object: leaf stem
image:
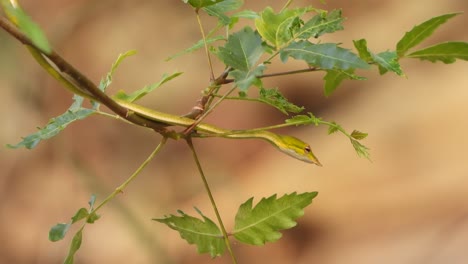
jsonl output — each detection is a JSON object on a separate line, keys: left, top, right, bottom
{"left": 92, "top": 138, "right": 168, "bottom": 213}
{"left": 185, "top": 138, "right": 238, "bottom": 264}
{"left": 196, "top": 10, "right": 215, "bottom": 81}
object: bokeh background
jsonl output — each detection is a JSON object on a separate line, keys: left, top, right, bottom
{"left": 1, "top": 1, "right": 468, "bottom": 263}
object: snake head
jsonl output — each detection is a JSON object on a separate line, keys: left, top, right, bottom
{"left": 278, "top": 135, "right": 322, "bottom": 166}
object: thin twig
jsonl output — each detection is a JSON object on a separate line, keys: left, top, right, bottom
{"left": 185, "top": 137, "right": 238, "bottom": 264}
{"left": 224, "top": 67, "right": 319, "bottom": 84}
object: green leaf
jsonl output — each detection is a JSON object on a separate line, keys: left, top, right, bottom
{"left": 233, "top": 10, "right": 259, "bottom": 20}
{"left": 153, "top": 209, "right": 224, "bottom": 257}
{"left": 280, "top": 41, "right": 370, "bottom": 70}
{"left": 285, "top": 113, "right": 321, "bottom": 126}
{"left": 396, "top": 13, "right": 461, "bottom": 57}
{"left": 114, "top": 71, "right": 183, "bottom": 102}
{"left": 406, "top": 42, "right": 468, "bottom": 63}
{"left": 350, "top": 130, "right": 368, "bottom": 140}
{"left": 98, "top": 50, "right": 137, "bottom": 91}
{"left": 351, "top": 139, "right": 371, "bottom": 160}
{"left": 183, "top": 0, "right": 224, "bottom": 8}
{"left": 165, "top": 36, "right": 224, "bottom": 61}
{"left": 259, "top": 87, "right": 304, "bottom": 114}
{"left": 86, "top": 212, "right": 101, "bottom": 224}
{"left": 217, "top": 27, "right": 264, "bottom": 71}
{"left": 323, "top": 69, "right": 365, "bottom": 96}
{"left": 64, "top": 227, "right": 84, "bottom": 264}
{"left": 372, "top": 51, "right": 404, "bottom": 76}
{"left": 2, "top": 4, "right": 51, "bottom": 53}
{"left": 327, "top": 122, "right": 340, "bottom": 134}
{"left": 203, "top": 0, "right": 243, "bottom": 25}
{"left": 233, "top": 192, "right": 318, "bottom": 245}
{"left": 255, "top": 7, "right": 310, "bottom": 49}
{"left": 71, "top": 208, "right": 89, "bottom": 224}
{"left": 353, "top": 39, "right": 403, "bottom": 76}
{"left": 297, "top": 9, "right": 344, "bottom": 39}
{"left": 353, "top": 39, "right": 373, "bottom": 62}
{"left": 49, "top": 223, "right": 71, "bottom": 242}
{"left": 7, "top": 96, "right": 95, "bottom": 149}
{"left": 230, "top": 64, "right": 265, "bottom": 91}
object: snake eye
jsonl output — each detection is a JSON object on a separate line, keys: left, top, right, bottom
{"left": 304, "top": 145, "right": 311, "bottom": 153}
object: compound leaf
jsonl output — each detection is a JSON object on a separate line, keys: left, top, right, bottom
{"left": 153, "top": 210, "right": 224, "bottom": 257}
{"left": 233, "top": 192, "right": 317, "bottom": 245}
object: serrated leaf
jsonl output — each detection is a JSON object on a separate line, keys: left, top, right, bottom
{"left": 2, "top": 3, "right": 51, "bottom": 53}
{"left": 406, "top": 42, "right": 468, "bottom": 64}
{"left": 49, "top": 223, "right": 71, "bottom": 242}
{"left": 259, "top": 87, "right": 304, "bottom": 115}
{"left": 297, "top": 9, "right": 344, "bottom": 39}
{"left": 323, "top": 69, "right": 365, "bottom": 96}
{"left": 217, "top": 27, "right": 264, "bottom": 71}
{"left": 114, "top": 71, "right": 183, "bottom": 102}
{"left": 99, "top": 50, "right": 137, "bottom": 91}
{"left": 165, "top": 36, "right": 224, "bottom": 61}
{"left": 233, "top": 192, "right": 318, "bottom": 245}
{"left": 7, "top": 96, "right": 95, "bottom": 149}
{"left": 182, "top": 0, "right": 224, "bottom": 8}
{"left": 203, "top": 0, "right": 243, "bottom": 25}
{"left": 350, "top": 130, "right": 368, "bottom": 140}
{"left": 372, "top": 51, "right": 404, "bottom": 76}
{"left": 353, "top": 39, "right": 373, "bottom": 62}
{"left": 230, "top": 64, "right": 265, "bottom": 91}
{"left": 353, "top": 39, "right": 404, "bottom": 76}
{"left": 153, "top": 210, "right": 224, "bottom": 257}
{"left": 64, "top": 227, "right": 83, "bottom": 264}
{"left": 71, "top": 208, "right": 89, "bottom": 224}
{"left": 396, "top": 13, "right": 461, "bottom": 57}
{"left": 255, "top": 7, "right": 310, "bottom": 49}
{"left": 281, "top": 41, "right": 370, "bottom": 70}
{"left": 351, "top": 139, "right": 371, "bottom": 160}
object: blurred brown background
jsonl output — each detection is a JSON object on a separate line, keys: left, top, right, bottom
{"left": 1, "top": 1, "right": 468, "bottom": 263}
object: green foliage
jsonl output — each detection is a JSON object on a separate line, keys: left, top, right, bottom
{"left": 281, "top": 42, "right": 370, "bottom": 70}
{"left": 154, "top": 209, "right": 225, "bottom": 257}
{"left": 6, "top": 96, "right": 95, "bottom": 149}
{"left": 259, "top": 87, "right": 304, "bottom": 114}
{"left": 114, "top": 71, "right": 183, "bottom": 102}
{"left": 406, "top": 42, "right": 468, "bottom": 63}
{"left": 396, "top": 13, "right": 461, "bottom": 57}
{"left": 0, "top": 0, "right": 51, "bottom": 53}
{"left": 154, "top": 192, "right": 317, "bottom": 257}
{"left": 99, "top": 50, "right": 137, "bottom": 91}
{"left": 233, "top": 192, "right": 317, "bottom": 245}
{"left": 2, "top": 1, "right": 468, "bottom": 262}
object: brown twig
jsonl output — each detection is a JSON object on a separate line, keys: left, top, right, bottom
{"left": 0, "top": 16, "right": 170, "bottom": 134}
